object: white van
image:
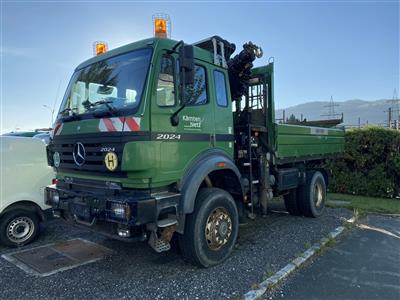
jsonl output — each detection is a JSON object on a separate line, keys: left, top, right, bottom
{"left": 0, "top": 137, "right": 54, "bottom": 247}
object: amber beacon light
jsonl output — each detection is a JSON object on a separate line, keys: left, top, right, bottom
{"left": 93, "top": 41, "right": 108, "bottom": 56}
{"left": 153, "top": 14, "right": 171, "bottom": 38}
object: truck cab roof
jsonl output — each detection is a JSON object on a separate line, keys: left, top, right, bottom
{"left": 76, "top": 37, "right": 223, "bottom": 71}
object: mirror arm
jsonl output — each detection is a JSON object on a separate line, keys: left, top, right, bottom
{"left": 172, "top": 40, "right": 184, "bottom": 51}
{"left": 171, "top": 71, "right": 187, "bottom": 127}
{"left": 167, "top": 40, "right": 184, "bottom": 54}
{"left": 170, "top": 104, "right": 186, "bottom": 126}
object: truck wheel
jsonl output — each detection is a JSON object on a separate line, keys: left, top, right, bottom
{"left": 179, "top": 188, "right": 239, "bottom": 267}
{"left": 0, "top": 209, "right": 40, "bottom": 247}
{"left": 283, "top": 189, "right": 302, "bottom": 216}
{"left": 298, "top": 171, "right": 326, "bottom": 218}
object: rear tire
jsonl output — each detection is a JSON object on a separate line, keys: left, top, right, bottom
{"left": 298, "top": 171, "right": 326, "bottom": 218}
{"left": 179, "top": 188, "right": 239, "bottom": 267}
{"left": 283, "top": 189, "right": 302, "bottom": 216}
{"left": 0, "top": 209, "right": 40, "bottom": 247}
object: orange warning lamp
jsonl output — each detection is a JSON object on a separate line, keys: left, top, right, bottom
{"left": 154, "top": 19, "right": 167, "bottom": 38}
{"left": 93, "top": 41, "right": 108, "bottom": 56}
{"left": 153, "top": 14, "right": 170, "bottom": 38}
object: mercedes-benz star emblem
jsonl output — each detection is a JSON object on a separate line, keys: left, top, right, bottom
{"left": 73, "top": 142, "right": 86, "bottom": 166}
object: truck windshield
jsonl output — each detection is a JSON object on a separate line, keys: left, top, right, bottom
{"left": 58, "top": 48, "right": 152, "bottom": 120}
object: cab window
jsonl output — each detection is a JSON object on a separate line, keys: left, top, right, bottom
{"left": 213, "top": 70, "right": 228, "bottom": 107}
{"left": 184, "top": 65, "right": 208, "bottom": 106}
{"left": 156, "top": 54, "right": 175, "bottom": 107}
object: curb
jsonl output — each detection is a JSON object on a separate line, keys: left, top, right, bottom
{"left": 243, "top": 215, "right": 357, "bottom": 300}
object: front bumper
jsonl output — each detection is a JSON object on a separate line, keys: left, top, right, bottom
{"left": 45, "top": 180, "right": 180, "bottom": 238}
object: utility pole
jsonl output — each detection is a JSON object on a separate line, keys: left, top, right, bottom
{"left": 321, "top": 96, "right": 341, "bottom": 120}
{"left": 384, "top": 89, "right": 399, "bottom": 129}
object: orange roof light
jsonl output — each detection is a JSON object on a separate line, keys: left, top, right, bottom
{"left": 93, "top": 41, "right": 108, "bottom": 56}
{"left": 152, "top": 14, "right": 171, "bottom": 38}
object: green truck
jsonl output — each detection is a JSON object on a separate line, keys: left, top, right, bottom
{"left": 46, "top": 34, "right": 344, "bottom": 267}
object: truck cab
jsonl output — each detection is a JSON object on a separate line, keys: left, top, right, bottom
{"left": 46, "top": 32, "right": 344, "bottom": 267}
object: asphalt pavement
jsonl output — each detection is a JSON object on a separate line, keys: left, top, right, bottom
{"left": 268, "top": 214, "right": 400, "bottom": 300}
{"left": 0, "top": 202, "right": 351, "bottom": 300}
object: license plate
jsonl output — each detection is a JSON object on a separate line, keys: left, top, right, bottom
{"left": 70, "top": 203, "right": 90, "bottom": 218}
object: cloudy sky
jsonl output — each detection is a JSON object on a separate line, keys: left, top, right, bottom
{"left": 1, "top": 0, "right": 399, "bottom": 132}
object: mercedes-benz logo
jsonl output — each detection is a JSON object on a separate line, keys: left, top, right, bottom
{"left": 73, "top": 142, "right": 86, "bottom": 166}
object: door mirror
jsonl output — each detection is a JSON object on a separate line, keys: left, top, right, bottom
{"left": 170, "top": 44, "right": 194, "bottom": 126}
{"left": 179, "top": 45, "right": 194, "bottom": 87}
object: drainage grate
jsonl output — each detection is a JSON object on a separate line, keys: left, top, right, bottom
{"left": 1, "top": 238, "right": 112, "bottom": 277}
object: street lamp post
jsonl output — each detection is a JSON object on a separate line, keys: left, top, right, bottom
{"left": 43, "top": 105, "right": 54, "bottom": 128}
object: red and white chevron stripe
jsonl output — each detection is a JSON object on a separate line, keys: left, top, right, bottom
{"left": 98, "top": 117, "right": 141, "bottom": 132}
{"left": 51, "top": 123, "right": 64, "bottom": 137}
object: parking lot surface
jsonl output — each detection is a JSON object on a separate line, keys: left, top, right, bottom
{"left": 0, "top": 203, "right": 351, "bottom": 300}
{"left": 267, "top": 214, "right": 400, "bottom": 300}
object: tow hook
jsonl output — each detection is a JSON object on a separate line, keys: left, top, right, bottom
{"left": 148, "top": 218, "right": 177, "bottom": 253}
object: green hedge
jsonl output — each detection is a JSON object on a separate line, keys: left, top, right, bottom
{"left": 327, "top": 127, "right": 400, "bottom": 198}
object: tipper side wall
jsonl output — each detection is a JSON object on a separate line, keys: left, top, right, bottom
{"left": 275, "top": 124, "right": 344, "bottom": 161}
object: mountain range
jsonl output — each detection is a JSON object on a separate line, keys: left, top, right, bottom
{"left": 275, "top": 99, "right": 397, "bottom": 126}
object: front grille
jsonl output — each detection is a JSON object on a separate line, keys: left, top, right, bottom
{"left": 50, "top": 135, "right": 125, "bottom": 175}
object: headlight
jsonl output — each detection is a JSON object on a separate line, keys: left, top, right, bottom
{"left": 52, "top": 193, "right": 60, "bottom": 205}
{"left": 110, "top": 202, "right": 131, "bottom": 221}
{"left": 46, "top": 188, "right": 60, "bottom": 206}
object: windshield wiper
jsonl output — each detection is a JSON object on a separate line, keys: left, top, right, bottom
{"left": 83, "top": 99, "right": 118, "bottom": 116}
{"left": 59, "top": 108, "right": 80, "bottom": 122}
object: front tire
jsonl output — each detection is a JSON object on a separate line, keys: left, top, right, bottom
{"left": 298, "top": 171, "right": 326, "bottom": 217}
{"left": 179, "top": 188, "right": 239, "bottom": 267}
{"left": 0, "top": 209, "right": 40, "bottom": 247}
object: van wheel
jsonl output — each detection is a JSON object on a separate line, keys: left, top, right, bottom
{"left": 0, "top": 209, "right": 40, "bottom": 247}
{"left": 298, "top": 171, "right": 326, "bottom": 218}
{"left": 283, "top": 189, "right": 302, "bottom": 216}
{"left": 179, "top": 188, "right": 239, "bottom": 267}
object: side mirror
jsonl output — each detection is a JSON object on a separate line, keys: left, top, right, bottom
{"left": 179, "top": 45, "right": 194, "bottom": 86}
{"left": 170, "top": 44, "right": 194, "bottom": 127}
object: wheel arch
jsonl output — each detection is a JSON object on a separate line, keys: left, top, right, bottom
{"left": 179, "top": 149, "right": 243, "bottom": 216}
{"left": 0, "top": 201, "right": 45, "bottom": 221}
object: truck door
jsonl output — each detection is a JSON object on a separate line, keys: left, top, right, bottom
{"left": 151, "top": 52, "right": 215, "bottom": 183}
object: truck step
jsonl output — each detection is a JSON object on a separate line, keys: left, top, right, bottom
{"left": 148, "top": 231, "right": 171, "bottom": 253}
{"left": 157, "top": 218, "right": 177, "bottom": 228}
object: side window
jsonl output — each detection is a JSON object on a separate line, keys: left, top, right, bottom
{"left": 157, "top": 55, "right": 175, "bottom": 107}
{"left": 213, "top": 70, "right": 228, "bottom": 107}
{"left": 186, "top": 65, "right": 208, "bottom": 106}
